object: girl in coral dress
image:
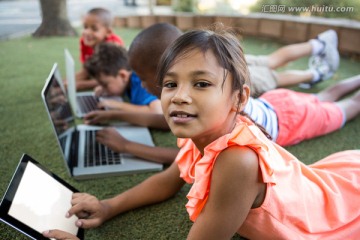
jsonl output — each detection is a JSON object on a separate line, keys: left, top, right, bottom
{"left": 44, "top": 26, "right": 360, "bottom": 240}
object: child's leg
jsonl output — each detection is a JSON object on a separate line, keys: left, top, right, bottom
{"left": 268, "top": 30, "right": 337, "bottom": 70}
{"left": 316, "top": 75, "right": 360, "bottom": 102}
{"left": 260, "top": 89, "right": 344, "bottom": 146}
{"left": 335, "top": 90, "right": 360, "bottom": 122}
{"left": 267, "top": 42, "right": 312, "bottom": 69}
{"left": 269, "top": 42, "right": 334, "bottom": 88}
{"left": 276, "top": 70, "right": 313, "bottom": 87}
{"left": 276, "top": 69, "right": 338, "bottom": 88}
{"left": 298, "top": 30, "right": 339, "bottom": 89}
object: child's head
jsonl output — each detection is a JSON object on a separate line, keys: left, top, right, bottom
{"left": 82, "top": 8, "right": 113, "bottom": 48}
{"left": 85, "top": 42, "right": 131, "bottom": 96}
{"left": 157, "top": 26, "right": 251, "bottom": 142}
{"left": 128, "top": 23, "right": 182, "bottom": 97}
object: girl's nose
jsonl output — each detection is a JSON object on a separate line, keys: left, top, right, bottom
{"left": 171, "top": 86, "right": 192, "bottom": 104}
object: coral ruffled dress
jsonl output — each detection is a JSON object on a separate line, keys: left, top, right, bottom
{"left": 176, "top": 115, "right": 360, "bottom": 239}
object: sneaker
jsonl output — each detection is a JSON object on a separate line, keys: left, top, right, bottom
{"left": 302, "top": 30, "right": 339, "bottom": 89}
{"left": 299, "top": 59, "right": 332, "bottom": 89}
{"left": 321, "top": 40, "right": 340, "bottom": 75}
{"left": 309, "top": 29, "right": 340, "bottom": 75}
{"left": 318, "top": 29, "right": 338, "bottom": 49}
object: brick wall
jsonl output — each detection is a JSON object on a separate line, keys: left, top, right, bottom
{"left": 113, "top": 13, "right": 360, "bottom": 56}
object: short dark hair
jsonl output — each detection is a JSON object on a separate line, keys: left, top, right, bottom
{"left": 128, "top": 23, "right": 182, "bottom": 71}
{"left": 87, "top": 8, "right": 113, "bottom": 28}
{"left": 85, "top": 42, "right": 131, "bottom": 78}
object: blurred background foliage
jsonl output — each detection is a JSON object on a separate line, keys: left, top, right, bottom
{"left": 170, "top": 0, "right": 360, "bottom": 21}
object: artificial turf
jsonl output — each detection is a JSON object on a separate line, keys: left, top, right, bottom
{"left": 0, "top": 27, "right": 359, "bottom": 240}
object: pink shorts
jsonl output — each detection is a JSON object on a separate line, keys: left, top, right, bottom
{"left": 260, "top": 89, "right": 345, "bottom": 146}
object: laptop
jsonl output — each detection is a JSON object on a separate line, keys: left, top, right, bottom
{"left": 42, "top": 63, "right": 163, "bottom": 180}
{"left": 64, "top": 49, "right": 122, "bottom": 118}
{"left": 0, "top": 154, "right": 84, "bottom": 240}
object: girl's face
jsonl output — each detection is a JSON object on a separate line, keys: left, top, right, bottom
{"left": 82, "top": 14, "right": 110, "bottom": 48}
{"left": 161, "top": 49, "right": 242, "bottom": 149}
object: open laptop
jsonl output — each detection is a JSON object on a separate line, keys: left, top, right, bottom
{"left": 64, "top": 49, "right": 122, "bottom": 118}
{"left": 42, "top": 63, "right": 163, "bottom": 180}
{"left": 0, "top": 154, "right": 84, "bottom": 240}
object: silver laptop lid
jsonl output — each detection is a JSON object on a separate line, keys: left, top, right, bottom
{"left": 41, "top": 64, "right": 76, "bottom": 176}
{"left": 64, "top": 49, "right": 77, "bottom": 115}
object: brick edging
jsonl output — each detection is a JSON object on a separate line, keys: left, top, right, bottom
{"left": 114, "top": 13, "right": 360, "bottom": 56}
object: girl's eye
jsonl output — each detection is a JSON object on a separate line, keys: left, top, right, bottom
{"left": 194, "top": 81, "right": 211, "bottom": 88}
{"left": 163, "top": 81, "right": 177, "bottom": 88}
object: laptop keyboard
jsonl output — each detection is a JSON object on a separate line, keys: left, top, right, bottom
{"left": 77, "top": 95, "right": 98, "bottom": 114}
{"left": 84, "top": 130, "right": 122, "bottom": 167}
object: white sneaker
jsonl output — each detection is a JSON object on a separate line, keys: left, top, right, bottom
{"left": 309, "top": 29, "right": 340, "bottom": 75}
{"left": 318, "top": 29, "right": 338, "bottom": 49}
{"left": 321, "top": 41, "right": 340, "bottom": 75}
{"left": 299, "top": 59, "right": 333, "bottom": 89}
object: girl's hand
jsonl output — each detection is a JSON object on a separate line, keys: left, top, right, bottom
{"left": 42, "top": 229, "right": 79, "bottom": 240}
{"left": 67, "top": 193, "right": 111, "bottom": 229}
{"left": 96, "top": 127, "right": 129, "bottom": 153}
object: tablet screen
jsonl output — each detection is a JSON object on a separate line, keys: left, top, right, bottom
{"left": 9, "top": 161, "right": 79, "bottom": 234}
{"left": 0, "top": 154, "right": 84, "bottom": 240}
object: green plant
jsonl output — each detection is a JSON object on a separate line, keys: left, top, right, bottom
{"left": 173, "top": 0, "right": 195, "bottom": 12}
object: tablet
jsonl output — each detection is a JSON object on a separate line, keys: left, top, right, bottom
{"left": 0, "top": 154, "right": 84, "bottom": 240}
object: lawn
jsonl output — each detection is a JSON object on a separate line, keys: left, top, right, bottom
{"left": 0, "top": 27, "right": 359, "bottom": 240}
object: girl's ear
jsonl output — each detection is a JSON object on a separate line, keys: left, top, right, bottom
{"left": 232, "top": 84, "right": 250, "bottom": 112}
{"left": 231, "top": 90, "right": 240, "bottom": 112}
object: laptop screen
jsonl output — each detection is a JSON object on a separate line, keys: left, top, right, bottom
{"left": 42, "top": 64, "right": 76, "bottom": 169}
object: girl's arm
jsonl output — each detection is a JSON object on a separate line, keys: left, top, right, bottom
{"left": 68, "top": 161, "right": 185, "bottom": 228}
{"left": 96, "top": 127, "right": 178, "bottom": 164}
{"left": 187, "top": 146, "right": 266, "bottom": 240}
{"left": 43, "top": 162, "right": 185, "bottom": 240}
{"left": 84, "top": 111, "right": 170, "bottom": 130}
{"left": 98, "top": 99, "right": 163, "bottom": 114}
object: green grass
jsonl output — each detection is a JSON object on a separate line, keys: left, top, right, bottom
{"left": 0, "top": 27, "right": 359, "bottom": 240}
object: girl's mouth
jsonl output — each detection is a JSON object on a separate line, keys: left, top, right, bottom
{"left": 169, "top": 111, "right": 197, "bottom": 123}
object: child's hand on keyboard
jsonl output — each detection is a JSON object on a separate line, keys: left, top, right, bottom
{"left": 98, "top": 99, "right": 124, "bottom": 110}
{"left": 84, "top": 110, "right": 112, "bottom": 125}
{"left": 96, "top": 127, "right": 128, "bottom": 153}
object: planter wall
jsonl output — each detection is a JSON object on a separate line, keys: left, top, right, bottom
{"left": 114, "top": 13, "right": 360, "bottom": 56}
